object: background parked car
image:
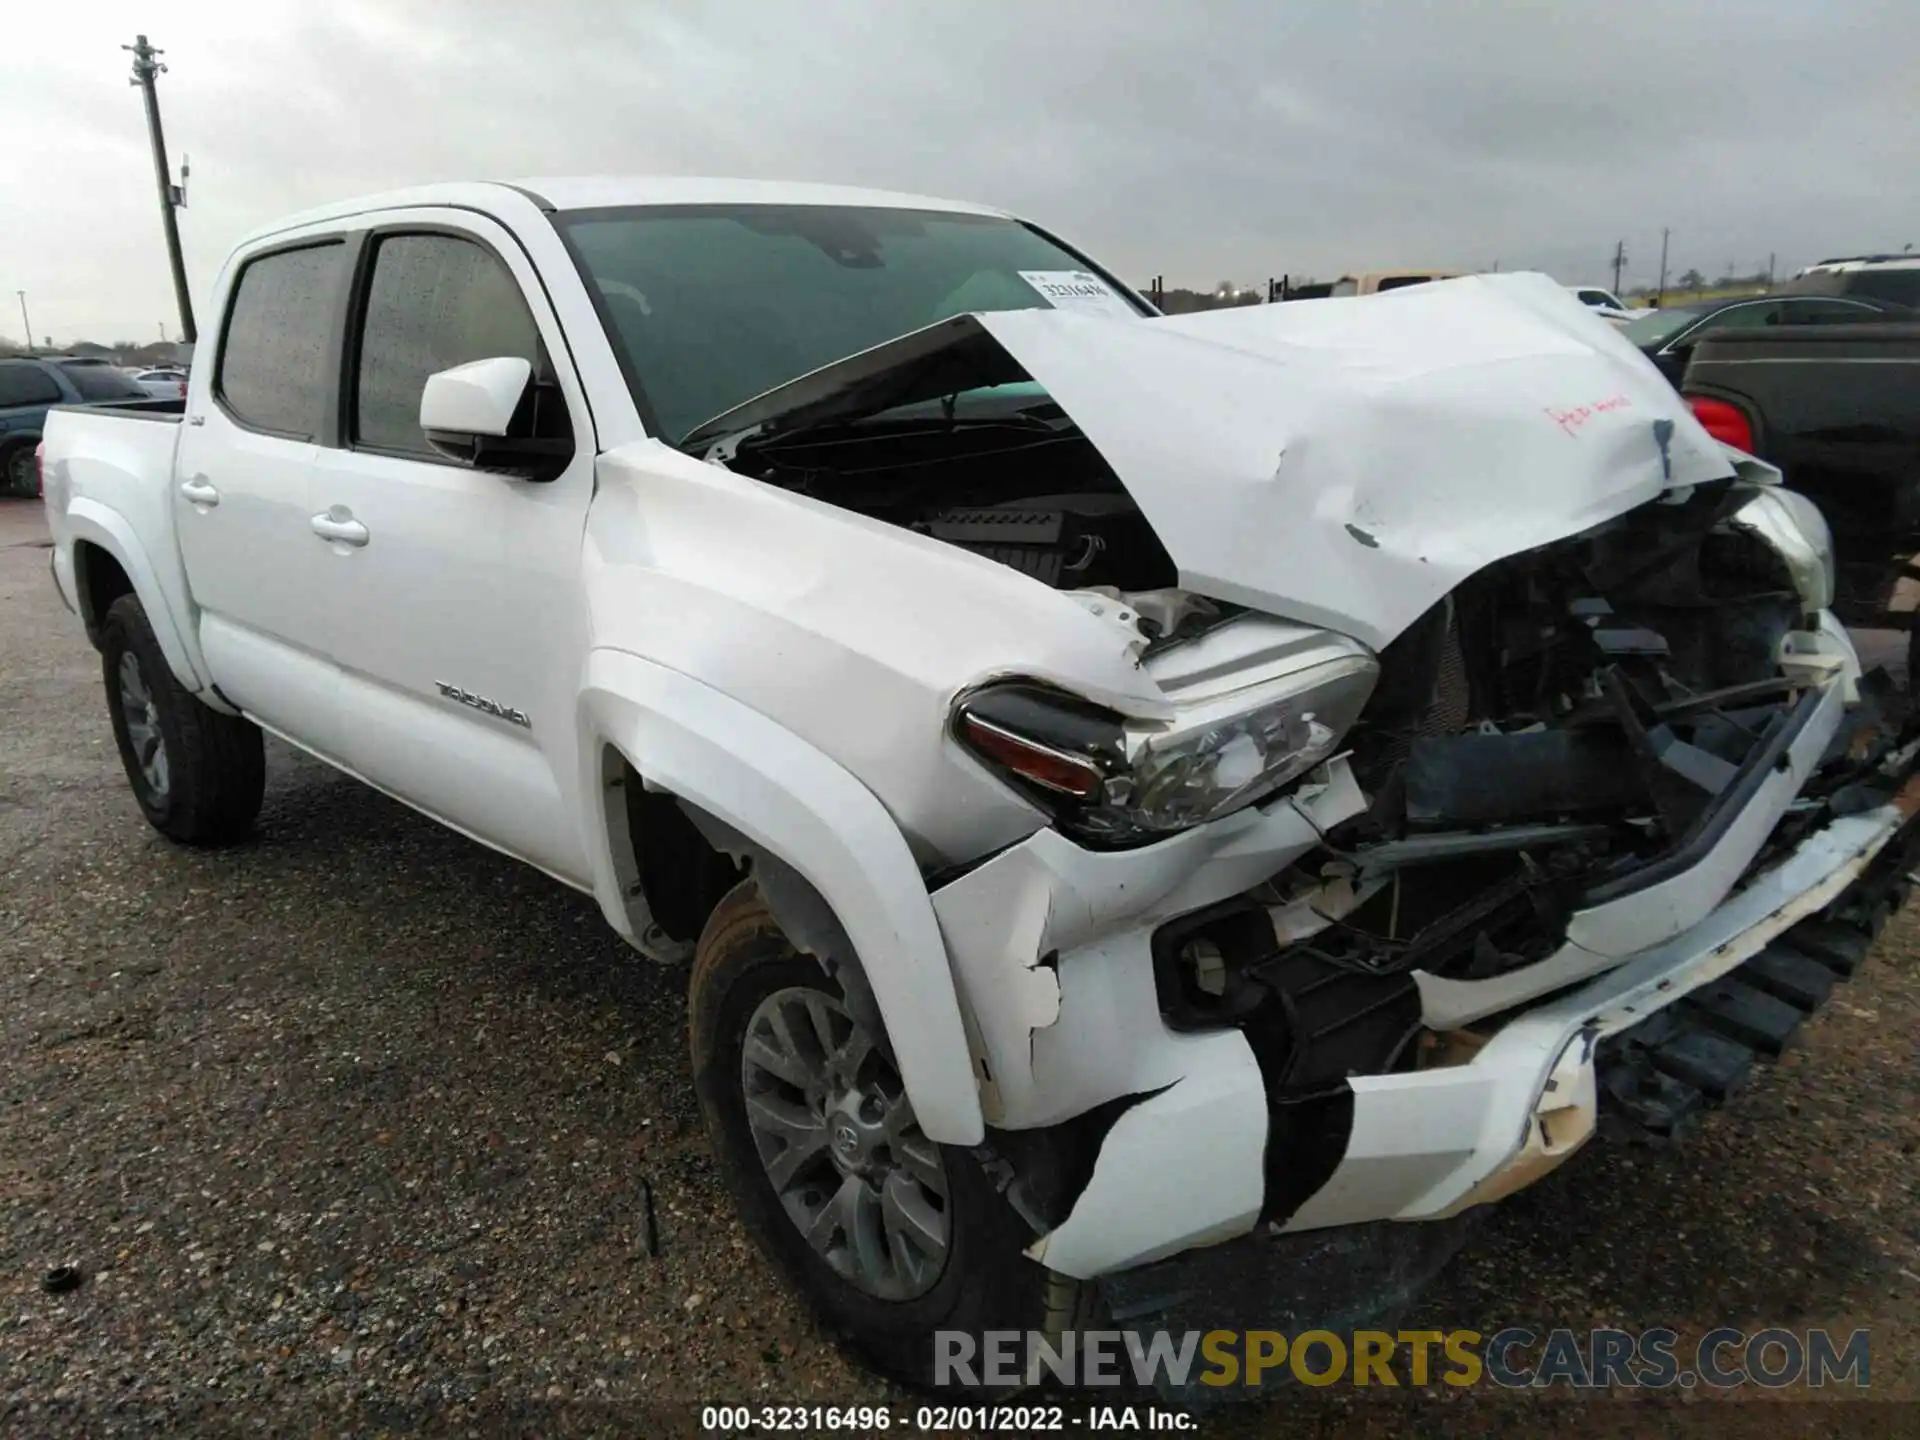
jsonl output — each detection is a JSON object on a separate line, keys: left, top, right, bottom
{"left": 127, "top": 368, "right": 189, "bottom": 400}
{"left": 1681, "top": 321, "right": 1920, "bottom": 673}
{"left": 1621, "top": 292, "right": 1911, "bottom": 384}
{"left": 0, "top": 357, "right": 156, "bottom": 496}
{"left": 1568, "top": 285, "right": 1634, "bottom": 322}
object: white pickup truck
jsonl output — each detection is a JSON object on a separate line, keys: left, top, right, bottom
{"left": 41, "top": 177, "right": 1920, "bottom": 1389}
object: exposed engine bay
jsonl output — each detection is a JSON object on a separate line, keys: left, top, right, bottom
{"left": 724, "top": 402, "right": 1184, "bottom": 603}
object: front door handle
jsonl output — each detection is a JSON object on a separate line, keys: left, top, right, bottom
{"left": 310, "top": 508, "right": 369, "bottom": 547}
{"left": 180, "top": 476, "right": 220, "bottom": 507}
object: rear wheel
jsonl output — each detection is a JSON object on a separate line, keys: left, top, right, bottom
{"left": 689, "top": 882, "right": 1083, "bottom": 1388}
{"left": 101, "top": 594, "right": 265, "bottom": 845}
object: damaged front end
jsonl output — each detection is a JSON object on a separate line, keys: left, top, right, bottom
{"left": 696, "top": 273, "right": 1918, "bottom": 1323}
{"left": 926, "top": 475, "right": 1915, "bottom": 1283}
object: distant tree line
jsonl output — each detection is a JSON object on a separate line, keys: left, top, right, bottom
{"left": 0, "top": 337, "right": 187, "bottom": 367}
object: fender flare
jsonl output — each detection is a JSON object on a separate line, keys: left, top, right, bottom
{"left": 578, "top": 648, "right": 985, "bottom": 1145}
{"left": 63, "top": 498, "right": 213, "bottom": 694}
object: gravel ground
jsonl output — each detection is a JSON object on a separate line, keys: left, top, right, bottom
{"left": 2, "top": 496, "right": 1915, "bottom": 1436}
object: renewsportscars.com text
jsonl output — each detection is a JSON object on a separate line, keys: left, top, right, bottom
{"left": 935, "top": 1326, "right": 1871, "bottom": 1390}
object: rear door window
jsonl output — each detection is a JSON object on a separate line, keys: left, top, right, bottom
{"left": 0, "top": 361, "right": 63, "bottom": 407}
{"left": 351, "top": 232, "right": 541, "bottom": 457}
{"left": 217, "top": 241, "right": 347, "bottom": 439}
{"left": 57, "top": 364, "right": 149, "bottom": 401}
{"left": 1686, "top": 302, "right": 1779, "bottom": 342}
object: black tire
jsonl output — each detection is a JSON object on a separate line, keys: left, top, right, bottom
{"left": 690, "top": 882, "right": 1083, "bottom": 1390}
{"left": 1, "top": 441, "right": 35, "bottom": 498}
{"left": 100, "top": 594, "right": 265, "bottom": 845}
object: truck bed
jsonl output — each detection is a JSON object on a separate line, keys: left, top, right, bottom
{"left": 41, "top": 398, "right": 196, "bottom": 670}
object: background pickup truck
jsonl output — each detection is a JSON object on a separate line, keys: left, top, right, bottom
{"left": 36, "top": 177, "right": 1920, "bottom": 1394}
{"left": 1682, "top": 323, "right": 1920, "bottom": 669}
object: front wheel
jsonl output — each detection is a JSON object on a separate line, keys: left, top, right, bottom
{"left": 101, "top": 594, "right": 265, "bottom": 845}
{"left": 689, "top": 882, "right": 1085, "bottom": 1389}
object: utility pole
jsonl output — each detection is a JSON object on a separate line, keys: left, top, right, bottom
{"left": 1767, "top": 252, "right": 1776, "bottom": 291}
{"left": 16, "top": 292, "right": 32, "bottom": 354}
{"left": 124, "top": 35, "right": 195, "bottom": 344}
{"left": 1657, "top": 228, "right": 1670, "bottom": 306}
{"left": 1610, "top": 240, "right": 1627, "bottom": 295}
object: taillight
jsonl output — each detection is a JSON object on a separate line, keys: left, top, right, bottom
{"left": 176, "top": 380, "right": 187, "bottom": 398}
{"left": 1686, "top": 395, "right": 1754, "bottom": 453}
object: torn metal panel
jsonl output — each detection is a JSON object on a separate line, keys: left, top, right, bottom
{"left": 931, "top": 763, "right": 1366, "bottom": 1128}
{"left": 1023, "top": 1032, "right": 1268, "bottom": 1280}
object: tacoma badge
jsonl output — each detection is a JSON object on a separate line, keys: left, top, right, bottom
{"left": 434, "top": 681, "right": 532, "bottom": 729}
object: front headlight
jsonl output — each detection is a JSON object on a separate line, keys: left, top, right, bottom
{"left": 1730, "top": 486, "right": 1835, "bottom": 614}
{"left": 954, "top": 650, "right": 1378, "bottom": 847}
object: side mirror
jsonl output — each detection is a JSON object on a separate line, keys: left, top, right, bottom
{"left": 420, "top": 355, "right": 571, "bottom": 481}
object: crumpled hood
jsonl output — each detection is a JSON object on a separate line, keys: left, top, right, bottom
{"left": 699, "top": 272, "right": 1740, "bottom": 650}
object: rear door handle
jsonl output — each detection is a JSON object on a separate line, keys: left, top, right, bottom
{"left": 180, "top": 476, "right": 220, "bottom": 507}
{"left": 310, "top": 508, "right": 369, "bottom": 547}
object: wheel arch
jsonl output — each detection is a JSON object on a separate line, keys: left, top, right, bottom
{"left": 577, "top": 648, "right": 986, "bottom": 1145}
{"left": 62, "top": 501, "right": 213, "bottom": 697}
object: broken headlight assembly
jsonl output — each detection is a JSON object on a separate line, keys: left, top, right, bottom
{"left": 954, "top": 653, "right": 1377, "bottom": 847}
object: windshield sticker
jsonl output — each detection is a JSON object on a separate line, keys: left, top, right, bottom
{"left": 1019, "top": 270, "right": 1139, "bottom": 319}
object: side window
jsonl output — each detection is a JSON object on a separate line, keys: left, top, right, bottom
{"left": 217, "top": 242, "right": 346, "bottom": 439}
{"left": 59, "top": 363, "right": 150, "bottom": 401}
{"left": 353, "top": 233, "right": 541, "bottom": 457}
{"left": 1690, "top": 303, "right": 1779, "bottom": 340}
{"left": 0, "top": 361, "right": 63, "bottom": 407}
{"left": 1780, "top": 299, "right": 1885, "bottom": 326}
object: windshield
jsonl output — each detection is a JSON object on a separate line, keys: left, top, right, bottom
{"left": 558, "top": 204, "right": 1146, "bottom": 444}
{"left": 1621, "top": 307, "right": 1704, "bottom": 348}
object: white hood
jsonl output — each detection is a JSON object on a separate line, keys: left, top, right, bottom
{"left": 699, "top": 272, "right": 1739, "bottom": 650}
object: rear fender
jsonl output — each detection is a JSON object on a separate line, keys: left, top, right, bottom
{"left": 577, "top": 648, "right": 985, "bottom": 1145}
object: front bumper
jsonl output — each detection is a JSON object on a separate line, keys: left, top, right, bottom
{"left": 932, "top": 676, "right": 1918, "bottom": 1281}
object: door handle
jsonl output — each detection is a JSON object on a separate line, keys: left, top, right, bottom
{"left": 180, "top": 476, "right": 220, "bottom": 507}
{"left": 310, "top": 508, "right": 370, "bottom": 547}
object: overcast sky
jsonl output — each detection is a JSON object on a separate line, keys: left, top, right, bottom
{"left": 4, "top": 0, "right": 1916, "bottom": 344}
